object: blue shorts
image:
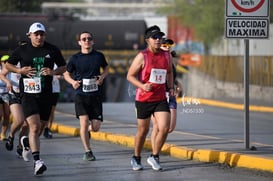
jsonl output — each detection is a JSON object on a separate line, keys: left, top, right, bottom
{"left": 169, "top": 96, "right": 177, "bottom": 109}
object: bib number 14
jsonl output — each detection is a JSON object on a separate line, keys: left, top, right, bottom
{"left": 149, "top": 68, "right": 166, "bottom": 84}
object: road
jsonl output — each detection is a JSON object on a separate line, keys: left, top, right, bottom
{"left": 1, "top": 136, "right": 272, "bottom": 181}
{"left": 101, "top": 102, "right": 273, "bottom": 147}
{"left": 1, "top": 101, "right": 273, "bottom": 180}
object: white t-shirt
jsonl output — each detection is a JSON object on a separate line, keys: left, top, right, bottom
{"left": 52, "top": 64, "right": 60, "bottom": 93}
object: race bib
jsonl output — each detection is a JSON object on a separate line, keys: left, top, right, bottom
{"left": 149, "top": 68, "right": 167, "bottom": 84}
{"left": 82, "top": 78, "right": 98, "bottom": 92}
{"left": 23, "top": 77, "right": 41, "bottom": 93}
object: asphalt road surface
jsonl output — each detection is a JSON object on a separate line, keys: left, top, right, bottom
{"left": 1, "top": 102, "right": 273, "bottom": 180}
{"left": 1, "top": 134, "right": 273, "bottom": 181}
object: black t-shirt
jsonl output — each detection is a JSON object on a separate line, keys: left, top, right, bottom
{"left": 66, "top": 50, "right": 108, "bottom": 96}
{"left": 8, "top": 41, "right": 66, "bottom": 94}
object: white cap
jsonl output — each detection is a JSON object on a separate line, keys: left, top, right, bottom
{"left": 26, "top": 22, "right": 46, "bottom": 35}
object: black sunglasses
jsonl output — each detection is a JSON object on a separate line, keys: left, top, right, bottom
{"left": 151, "top": 34, "right": 163, "bottom": 40}
{"left": 81, "top": 37, "right": 93, "bottom": 42}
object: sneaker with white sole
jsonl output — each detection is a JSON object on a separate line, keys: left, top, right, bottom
{"left": 22, "top": 148, "right": 32, "bottom": 162}
{"left": 147, "top": 155, "right": 162, "bottom": 171}
{"left": 83, "top": 151, "right": 96, "bottom": 161}
{"left": 5, "top": 136, "right": 14, "bottom": 151}
{"left": 20, "top": 136, "right": 31, "bottom": 162}
{"left": 34, "top": 159, "right": 47, "bottom": 175}
{"left": 131, "top": 156, "right": 143, "bottom": 171}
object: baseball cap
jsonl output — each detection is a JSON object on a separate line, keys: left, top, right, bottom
{"left": 162, "top": 38, "right": 174, "bottom": 45}
{"left": 1, "top": 55, "right": 9, "bottom": 62}
{"left": 26, "top": 22, "right": 46, "bottom": 35}
{"left": 145, "top": 25, "right": 165, "bottom": 39}
{"left": 161, "top": 38, "right": 175, "bottom": 51}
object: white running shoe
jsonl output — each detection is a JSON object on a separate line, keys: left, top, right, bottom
{"left": 34, "top": 159, "right": 47, "bottom": 175}
{"left": 22, "top": 148, "right": 31, "bottom": 162}
{"left": 147, "top": 155, "right": 162, "bottom": 171}
{"left": 20, "top": 136, "right": 31, "bottom": 162}
{"left": 131, "top": 156, "right": 143, "bottom": 171}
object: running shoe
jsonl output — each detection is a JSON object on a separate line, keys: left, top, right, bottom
{"left": 83, "top": 151, "right": 96, "bottom": 161}
{"left": 5, "top": 136, "right": 14, "bottom": 151}
{"left": 21, "top": 136, "right": 31, "bottom": 162}
{"left": 131, "top": 156, "right": 143, "bottom": 171}
{"left": 43, "top": 127, "right": 53, "bottom": 139}
{"left": 147, "top": 155, "right": 162, "bottom": 171}
{"left": 34, "top": 159, "right": 47, "bottom": 175}
{"left": 16, "top": 145, "right": 23, "bottom": 157}
{"left": 47, "top": 129, "right": 53, "bottom": 138}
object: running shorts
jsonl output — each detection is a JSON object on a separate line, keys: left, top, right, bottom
{"left": 135, "top": 100, "right": 170, "bottom": 119}
{"left": 51, "top": 93, "right": 60, "bottom": 106}
{"left": 8, "top": 92, "right": 21, "bottom": 105}
{"left": 169, "top": 96, "right": 177, "bottom": 109}
{"left": 21, "top": 93, "right": 53, "bottom": 121}
{"left": 74, "top": 94, "right": 103, "bottom": 122}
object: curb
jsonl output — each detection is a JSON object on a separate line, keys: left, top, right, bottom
{"left": 51, "top": 122, "right": 273, "bottom": 173}
{"left": 177, "top": 97, "right": 273, "bottom": 113}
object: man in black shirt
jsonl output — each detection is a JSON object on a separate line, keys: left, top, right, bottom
{"left": 6, "top": 22, "right": 66, "bottom": 176}
{"left": 64, "top": 31, "right": 109, "bottom": 161}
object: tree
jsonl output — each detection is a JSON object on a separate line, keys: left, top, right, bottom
{"left": 0, "top": 0, "right": 42, "bottom": 12}
{"left": 0, "top": 0, "right": 83, "bottom": 13}
{"left": 160, "top": 0, "right": 225, "bottom": 52}
{"left": 160, "top": 0, "right": 272, "bottom": 52}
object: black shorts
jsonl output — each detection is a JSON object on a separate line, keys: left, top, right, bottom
{"left": 51, "top": 93, "right": 60, "bottom": 106}
{"left": 0, "top": 93, "right": 9, "bottom": 104}
{"left": 135, "top": 100, "right": 170, "bottom": 119}
{"left": 74, "top": 94, "right": 103, "bottom": 122}
{"left": 9, "top": 92, "right": 22, "bottom": 105}
{"left": 21, "top": 93, "right": 53, "bottom": 121}
{"left": 0, "top": 97, "right": 4, "bottom": 104}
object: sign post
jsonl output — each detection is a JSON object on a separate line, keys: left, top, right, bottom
{"left": 244, "top": 39, "right": 249, "bottom": 149}
{"left": 225, "top": 0, "right": 270, "bottom": 149}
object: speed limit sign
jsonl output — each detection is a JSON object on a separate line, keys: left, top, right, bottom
{"left": 225, "top": 0, "right": 269, "bottom": 39}
{"left": 226, "top": 0, "right": 269, "bottom": 17}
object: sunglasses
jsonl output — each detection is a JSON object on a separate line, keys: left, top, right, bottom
{"left": 161, "top": 44, "right": 173, "bottom": 48}
{"left": 151, "top": 34, "right": 163, "bottom": 40}
{"left": 81, "top": 37, "right": 93, "bottom": 42}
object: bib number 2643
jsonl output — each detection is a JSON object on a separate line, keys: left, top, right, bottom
{"left": 23, "top": 77, "right": 41, "bottom": 93}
